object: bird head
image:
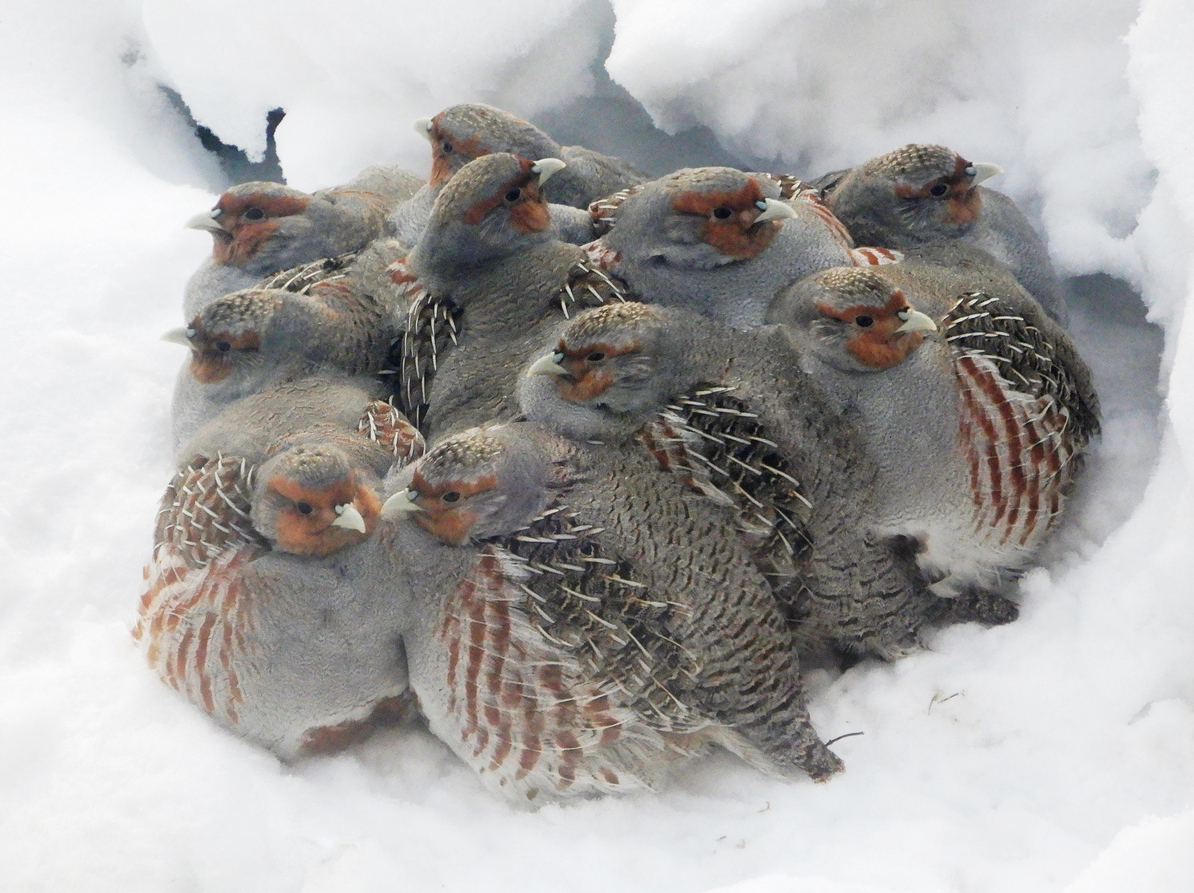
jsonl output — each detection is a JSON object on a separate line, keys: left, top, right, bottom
{"left": 771, "top": 267, "right": 938, "bottom": 372}
{"left": 415, "top": 103, "right": 560, "bottom": 187}
{"left": 825, "top": 144, "right": 1003, "bottom": 242}
{"left": 186, "top": 182, "right": 315, "bottom": 266}
{"left": 605, "top": 167, "right": 797, "bottom": 269}
{"left": 520, "top": 303, "right": 684, "bottom": 440}
{"left": 163, "top": 289, "right": 287, "bottom": 384}
{"left": 252, "top": 442, "right": 382, "bottom": 556}
{"left": 411, "top": 152, "right": 565, "bottom": 273}
{"left": 381, "top": 426, "right": 551, "bottom": 544}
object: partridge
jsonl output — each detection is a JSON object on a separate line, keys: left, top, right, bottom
{"left": 520, "top": 302, "right": 947, "bottom": 660}
{"left": 817, "top": 144, "right": 1068, "bottom": 325}
{"left": 393, "top": 152, "right": 629, "bottom": 437}
{"left": 184, "top": 169, "right": 419, "bottom": 318}
{"left": 768, "top": 258, "right": 1099, "bottom": 607}
{"left": 587, "top": 167, "right": 854, "bottom": 326}
{"left": 167, "top": 274, "right": 405, "bottom": 451}
{"left": 414, "top": 102, "right": 648, "bottom": 208}
{"left": 376, "top": 423, "right": 843, "bottom": 802}
{"left": 389, "top": 116, "right": 600, "bottom": 251}
{"left": 134, "top": 377, "right": 424, "bottom": 759}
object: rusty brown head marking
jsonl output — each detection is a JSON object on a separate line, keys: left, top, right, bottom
{"left": 460, "top": 158, "right": 550, "bottom": 233}
{"left": 211, "top": 190, "right": 312, "bottom": 266}
{"left": 547, "top": 303, "right": 662, "bottom": 401}
{"left": 816, "top": 288, "right": 928, "bottom": 370}
{"left": 552, "top": 338, "right": 644, "bottom": 403}
{"left": 886, "top": 149, "right": 983, "bottom": 224}
{"left": 672, "top": 179, "right": 780, "bottom": 258}
{"left": 407, "top": 470, "right": 499, "bottom": 545}
{"left": 187, "top": 330, "right": 261, "bottom": 383}
{"left": 268, "top": 473, "right": 379, "bottom": 556}
{"left": 429, "top": 115, "right": 492, "bottom": 187}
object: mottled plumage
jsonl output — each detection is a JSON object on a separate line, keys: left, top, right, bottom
{"left": 416, "top": 103, "right": 648, "bottom": 208}
{"left": 520, "top": 302, "right": 949, "bottom": 660}
{"left": 376, "top": 423, "right": 842, "bottom": 802}
{"left": 184, "top": 168, "right": 422, "bottom": 317}
{"left": 769, "top": 257, "right": 1098, "bottom": 603}
{"left": 392, "top": 152, "right": 631, "bottom": 437}
{"left": 135, "top": 378, "right": 423, "bottom": 758}
{"left": 168, "top": 251, "right": 410, "bottom": 450}
{"left": 817, "top": 144, "right": 1068, "bottom": 325}
{"left": 587, "top": 167, "right": 857, "bottom": 326}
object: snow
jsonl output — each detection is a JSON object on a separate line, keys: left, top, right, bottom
{"left": 0, "top": 1, "right": 1190, "bottom": 891}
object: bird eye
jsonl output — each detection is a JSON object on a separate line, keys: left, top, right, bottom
{"left": 505, "top": 188, "right": 522, "bottom": 202}
{"left": 929, "top": 183, "right": 949, "bottom": 197}
{"left": 215, "top": 340, "right": 232, "bottom": 352}
{"left": 244, "top": 207, "right": 265, "bottom": 220}
{"left": 587, "top": 351, "right": 606, "bottom": 362}
{"left": 441, "top": 141, "right": 454, "bottom": 154}
{"left": 295, "top": 501, "right": 313, "bottom": 515}
{"left": 855, "top": 315, "right": 874, "bottom": 328}
{"left": 442, "top": 491, "right": 461, "bottom": 503}
{"left": 712, "top": 206, "right": 733, "bottom": 220}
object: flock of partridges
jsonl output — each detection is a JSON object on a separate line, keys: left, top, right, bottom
{"left": 134, "top": 103, "right": 1100, "bottom": 803}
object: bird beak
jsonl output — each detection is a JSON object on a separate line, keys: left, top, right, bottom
{"left": 966, "top": 162, "right": 1003, "bottom": 185}
{"left": 161, "top": 327, "right": 194, "bottom": 347}
{"left": 532, "top": 158, "right": 567, "bottom": 186}
{"left": 413, "top": 117, "right": 433, "bottom": 140}
{"left": 753, "top": 198, "right": 798, "bottom": 224}
{"left": 896, "top": 309, "right": 939, "bottom": 334}
{"left": 331, "top": 502, "right": 368, "bottom": 533}
{"left": 185, "top": 211, "right": 227, "bottom": 233}
{"left": 527, "top": 352, "right": 569, "bottom": 377}
{"left": 381, "top": 489, "right": 422, "bottom": 518}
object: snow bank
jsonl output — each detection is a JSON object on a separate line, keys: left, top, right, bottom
{"left": 0, "top": 0, "right": 1190, "bottom": 891}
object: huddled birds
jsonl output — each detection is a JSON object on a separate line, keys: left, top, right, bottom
{"left": 141, "top": 102, "right": 1099, "bottom": 804}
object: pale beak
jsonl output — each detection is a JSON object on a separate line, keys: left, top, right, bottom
{"left": 185, "top": 211, "right": 227, "bottom": 233}
{"left": 331, "top": 502, "right": 368, "bottom": 533}
{"left": 896, "top": 308, "right": 939, "bottom": 334}
{"left": 753, "top": 198, "right": 798, "bottom": 224}
{"left": 532, "top": 158, "right": 567, "bottom": 186}
{"left": 381, "top": 489, "right": 422, "bottom": 518}
{"left": 966, "top": 162, "right": 1004, "bottom": 185}
{"left": 413, "top": 118, "right": 433, "bottom": 140}
{"left": 527, "top": 353, "right": 569, "bottom": 377}
{"left": 161, "top": 327, "right": 194, "bottom": 346}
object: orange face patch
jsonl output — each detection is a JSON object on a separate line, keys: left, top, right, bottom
{"left": 671, "top": 181, "right": 780, "bottom": 259}
{"left": 552, "top": 339, "right": 640, "bottom": 402}
{"left": 429, "top": 121, "right": 490, "bottom": 186}
{"left": 211, "top": 192, "right": 311, "bottom": 266}
{"left": 408, "top": 472, "right": 498, "bottom": 545}
{"left": 942, "top": 187, "right": 982, "bottom": 225}
{"left": 816, "top": 290, "right": 929, "bottom": 370}
{"left": 269, "top": 476, "right": 373, "bottom": 556}
{"left": 461, "top": 162, "right": 549, "bottom": 232}
{"left": 892, "top": 154, "right": 982, "bottom": 225}
{"left": 188, "top": 331, "right": 262, "bottom": 383}
{"left": 509, "top": 197, "right": 551, "bottom": 233}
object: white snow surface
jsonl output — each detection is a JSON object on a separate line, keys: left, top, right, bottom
{"left": 1, "top": 0, "right": 1191, "bottom": 890}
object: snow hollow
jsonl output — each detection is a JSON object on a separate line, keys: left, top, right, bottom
{"left": 1, "top": 0, "right": 1192, "bottom": 891}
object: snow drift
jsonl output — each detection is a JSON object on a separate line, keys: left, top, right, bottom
{"left": 0, "top": 0, "right": 1190, "bottom": 890}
